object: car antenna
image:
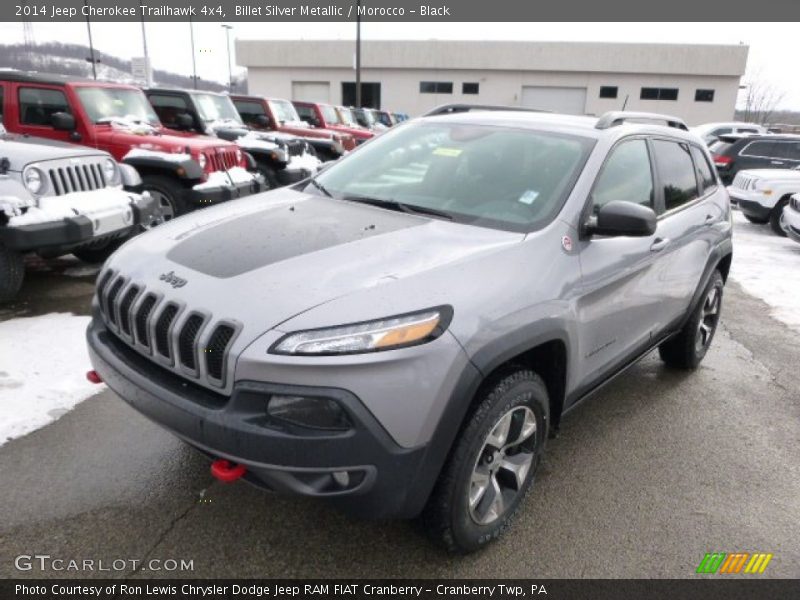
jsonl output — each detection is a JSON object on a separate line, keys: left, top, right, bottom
{"left": 621, "top": 95, "right": 629, "bottom": 110}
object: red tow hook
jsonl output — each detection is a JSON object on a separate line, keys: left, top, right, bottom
{"left": 86, "top": 370, "right": 103, "bottom": 384}
{"left": 211, "top": 459, "right": 247, "bottom": 483}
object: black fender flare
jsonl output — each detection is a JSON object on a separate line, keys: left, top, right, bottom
{"left": 122, "top": 156, "right": 204, "bottom": 182}
{"left": 678, "top": 237, "right": 733, "bottom": 332}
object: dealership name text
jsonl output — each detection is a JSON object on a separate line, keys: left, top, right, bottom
{"left": 16, "top": 583, "right": 547, "bottom": 597}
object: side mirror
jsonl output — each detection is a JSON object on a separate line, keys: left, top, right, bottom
{"left": 587, "top": 201, "right": 657, "bottom": 237}
{"left": 255, "top": 114, "right": 270, "bottom": 128}
{"left": 50, "top": 112, "right": 75, "bottom": 131}
{"left": 175, "top": 113, "right": 194, "bottom": 130}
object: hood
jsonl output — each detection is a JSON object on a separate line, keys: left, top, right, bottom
{"left": 94, "top": 125, "right": 232, "bottom": 152}
{"left": 737, "top": 168, "right": 800, "bottom": 181}
{"left": 106, "top": 188, "right": 519, "bottom": 336}
{"left": 0, "top": 133, "right": 107, "bottom": 169}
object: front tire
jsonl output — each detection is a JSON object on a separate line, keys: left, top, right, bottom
{"left": 72, "top": 238, "right": 125, "bottom": 264}
{"left": 743, "top": 214, "right": 768, "bottom": 225}
{"left": 0, "top": 242, "right": 25, "bottom": 304}
{"left": 659, "top": 270, "right": 724, "bottom": 369}
{"left": 770, "top": 198, "right": 789, "bottom": 236}
{"left": 255, "top": 162, "right": 279, "bottom": 190}
{"left": 141, "top": 175, "right": 190, "bottom": 220}
{"left": 422, "top": 369, "right": 548, "bottom": 553}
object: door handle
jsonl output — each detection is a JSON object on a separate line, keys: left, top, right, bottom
{"left": 650, "top": 238, "right": 670, "bottom": 252}
{"left": 771, "top": 161, "right": 784, "bottom": 165}
{"left": 704, "top": 214, "right": 715, "bottom": 226}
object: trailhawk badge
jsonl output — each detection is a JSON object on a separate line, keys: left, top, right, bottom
{"left": 159, "top": 271, "right": 188, "bottom": 288}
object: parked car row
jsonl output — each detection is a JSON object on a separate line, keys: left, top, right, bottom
{"left": 0, "top": 69, "right": 411, "bottom": 301}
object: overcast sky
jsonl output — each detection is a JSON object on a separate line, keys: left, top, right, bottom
{"left": 0, "top": 21, "right": 796, "bottom": 109}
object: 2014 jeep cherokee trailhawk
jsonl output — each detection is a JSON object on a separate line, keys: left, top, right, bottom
{"left": 87, "top": 108, "right": 733, "bottom": 553}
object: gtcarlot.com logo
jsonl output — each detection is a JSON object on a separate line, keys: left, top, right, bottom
{"left": 14, "top": 554, "right": 194, "bottom": 572}
{"left": 696, "top": 552, "right": 773, "bottom": 574}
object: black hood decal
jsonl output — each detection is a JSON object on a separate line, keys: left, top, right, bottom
{"left": 166, "top": 196, "right": 424, "bottom": 278}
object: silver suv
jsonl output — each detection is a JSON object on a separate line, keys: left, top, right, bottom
{"left": 86, "top": 108, "right": 733, "bottom": 553}
{"left": 0, "top": 122, "right": 156, "bottom": 302}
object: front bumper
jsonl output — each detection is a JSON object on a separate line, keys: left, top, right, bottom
{"left": 781, "top": 204, "right": 800, "bottom": 243}
{"left": 276, "top": 167, "right": 313, "bottom": 186}
{"left": 86, "top": 318, "right": 457, "bottom": 519}
{"left": 187, "top": 172, "right": 265, "bottom": 207}
{"left": 0, "top": 190, "right": 157, "bottom": 253}
{"left": 727, "top": 187, "right": 775, "bottom": 220}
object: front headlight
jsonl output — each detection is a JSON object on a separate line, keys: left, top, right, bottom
{"left": 270, "top": 306, "right": 452, "bottom": 356}
{"left": 23, "top": 166, "right": 44, "bottom": 195}
{"left": 197, "top": 153, "right": 207, "bottom": 170}
{"left": 101, "top": 158, "right": 119, "bottom": 184}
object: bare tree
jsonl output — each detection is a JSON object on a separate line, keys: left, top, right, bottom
{"left": 741, "top": 69, "right": 786, "bottom": 126}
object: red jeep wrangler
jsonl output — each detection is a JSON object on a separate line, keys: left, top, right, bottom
{"left": 231, "top": 95, "right": 356, "bottom": 161}
{"left": 292, "top": 101, "right": 374, "bottom": 143}
{"left": 0, "top": 73, "right": 264, "bottom": 220}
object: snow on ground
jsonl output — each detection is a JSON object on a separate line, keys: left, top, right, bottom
{"left": 730, "top": 210, "right": 800, "bottom": 332}
{"left": 0, "top": 313, "right": 104, "bottom": 446}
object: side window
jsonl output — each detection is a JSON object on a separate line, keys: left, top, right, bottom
{"left": 592, "top": 139, "right": 654, "bottom": 213}
{"left": 652, "top": 140, "right": 699, "bottom": 211}
{"left": 233, "top": 100, "right": 265, "bottom": 126}
{"left": 740, "top": 141, "right": 777, "bottom": 158}
{"left": 690, "top": 145, "right": 717, "bottom": 193}
{"left": 147, "top": 94, "right": 190, "bottom": 128}
{"left": 19, "top": 87, "right": 71, "bottom": 126}
{"left": 295, "top": 104, "right": 314, "bottom": 121}
{"left": 772, "top": 141, "right": 800, "bottom": 161}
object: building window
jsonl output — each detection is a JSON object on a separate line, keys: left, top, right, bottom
{"left": 599, "top": 86, "right": 618, "bottom": 99}
{"left": 695, "top": 89, "right": 715, "bottom": 103}
{"left": 640, "top": 87, "right": 679, "bottom": 101}
{"left": 420, "top": 81, "right": 453, "bottom": 94}
{"left": 462, "top": 82, "right": 479, "bottom": 95}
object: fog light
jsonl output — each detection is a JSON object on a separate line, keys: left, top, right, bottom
{"left": 267, "top": 395, "right": 350, "bottom": 431}
{"left": 332, "top": 471, "right": 350, "bottom": 487}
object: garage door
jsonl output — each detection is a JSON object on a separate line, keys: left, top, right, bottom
{"left": 291, "top": 81, "right": 331, "bottom": 103}
{"left": 521, "top": 86, "right": 587, "bottom": 115}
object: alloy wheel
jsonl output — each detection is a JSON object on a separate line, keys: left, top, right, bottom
{"left": 468, "top": 406, "right": 537, "bottom": 525}
{"left": 695, "top": 286, "right": 721, "bottom": 352}
{"left": 147, "top": 189, "right": 176, "bottom": 226}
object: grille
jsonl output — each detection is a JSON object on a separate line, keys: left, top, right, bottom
{"left": 178, "top": 314, "right": 205, "bottom": 370}
{"left": 206, "top": 147, "right": 240, "bottom": 172}
{"left": 732, "top": 174, "right": 756, "bottom": 191}
{"left": 205, "top": 324, "right": 235, "bottom": 382}
{"left": 96, "top": 272, "right": 239, "bottom": 389}
{"left": 48, "top": 162, "right": 106, "bottom": 196}
{"left": 155, "top": 304, "right": 179, "bottom": 359}
{"left": 118, "top": 285, "right": 140, "bottom": 336}
{"left": 285, "top": 139, "right": 306, "bottom": 157}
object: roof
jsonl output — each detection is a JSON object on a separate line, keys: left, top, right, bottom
{"left": 0, "top": 71, "right": 139, "bottom": 89}
{"left": 236, "top": 40, "right": 749, "bottom": 77}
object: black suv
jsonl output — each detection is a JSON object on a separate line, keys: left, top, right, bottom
{"left": 709, "top": 134, "right": 800, "bottom": 184}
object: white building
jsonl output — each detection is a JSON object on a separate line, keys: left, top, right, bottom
{"left": 236, "top": 40, "right": 749, "bottom": 125}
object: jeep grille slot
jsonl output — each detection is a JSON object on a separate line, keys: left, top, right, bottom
{"left": 155, "top": 304, "right": 179, "bottom": 359}
{"left": 205, "top": 324, "right": 235, "bottom": 382}
{"left": 178, "top": 314, "right": 204, "bottom": 370}
{"left": 135, "top": 294, "right": 157, "bottom": 347}
{"left": 105, "top": 278, "right": 125, "bottom": 326}
{"left": 96, "top": 270, "right": 113, "bottom": 313}
{"left": 118, "top": 285, "right": 140, "bottom": 336}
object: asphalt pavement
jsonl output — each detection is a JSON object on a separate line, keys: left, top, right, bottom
{"left": 1, "top": 259, "right": 799, "bottom": 578}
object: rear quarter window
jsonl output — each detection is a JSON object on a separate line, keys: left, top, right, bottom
{"left": 740, "top": 141, "right": 778, "bottom": 158}
{"left": 690, "top": 146, "right": 717, "bottom": 192}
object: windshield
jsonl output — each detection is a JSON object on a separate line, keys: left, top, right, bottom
{"left": 320, "top": 104, "right": 342, "bottom": 125}
{"left": 356, "top": 108, "right": 375, "bottom": 126}
{"left": 309, "top": 122, "right": 594, "bottom": 232}
{"left": 76, "top": 87, "right": 160, "bottom": 125}
{"left": 192, "top": 93, "right": 243, "bottom": 124}
{"left": 338, "top": 107, "right": 357, "bottom": 126}
{"left": 268, "top": 99, "right": 301, "bottom": 123}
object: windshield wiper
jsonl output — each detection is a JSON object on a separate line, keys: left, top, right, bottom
{"left": 308, "top": 178, "right": 333, "bottom": 198}
{"left": 342, "top": 195, "right": 453, "bottom": 220}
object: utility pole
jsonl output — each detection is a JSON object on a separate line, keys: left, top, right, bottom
{"left": 189, "top": 17, "right": 198, "bottom": 89}
{"left": 221, "top": 24, "right": 234, "bottom": 92}
{"left": 355, "top": 0, "right": 361, "bottom": 108}
{"left": 83, "top": 0, "right": 98, "bottom": 79}
{"left": 139, "top": 4, "right": 152, "bottom": 86}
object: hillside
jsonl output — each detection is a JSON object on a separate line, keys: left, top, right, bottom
{"left": 0, "top": 42, "right": 247, "bottom": 92}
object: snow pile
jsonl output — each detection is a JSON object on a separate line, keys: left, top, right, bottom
{"left": 124, "top": 148, "right": 191, "bottom": 163}
{"left": 286, "top": 152, "right": 322, "bottom": 172}
{"left": 0, "top": 193, "right": 35, "bottom": 218}
{"left": 8, "top": 189, "right": 135, "bottom": 227}
{"left": 98, "top": 116, "right": 158, "bottom": 135}
{"left": 235, "top": 132, "right": 279, "bottom": 152}
{"left": 0, "top": 313, "right": 103, "bottom": 446}
{"left": 193, "top": 166, "right": 256, "bottom": 190}
{"left": 731, "top": 211, "right": 800, "bottom": 331}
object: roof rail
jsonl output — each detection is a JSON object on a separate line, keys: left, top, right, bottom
{"left": 423, "top": 103, "right": 549, "bottom": 117}
{"left": 595, "top": 111, "right": 689, "bottom": 131}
